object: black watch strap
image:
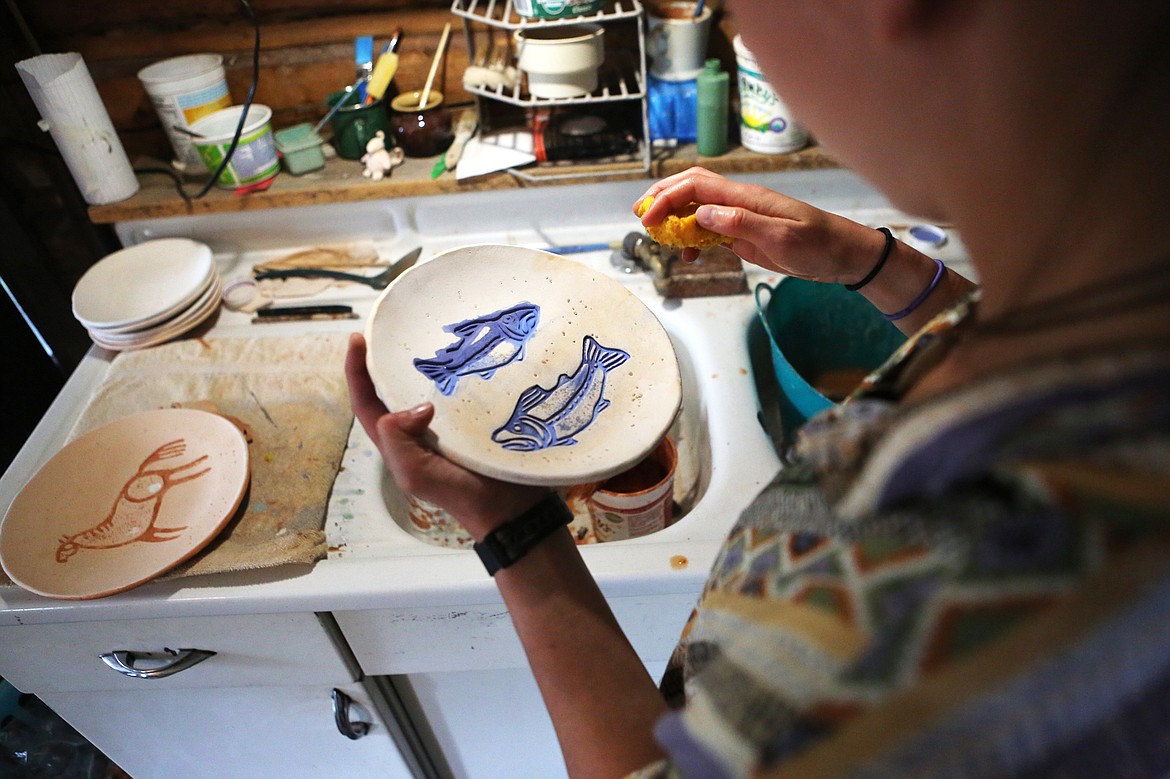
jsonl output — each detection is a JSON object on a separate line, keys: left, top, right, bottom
{"left": 473, "top": 493, "right": 573, "bottom": 576}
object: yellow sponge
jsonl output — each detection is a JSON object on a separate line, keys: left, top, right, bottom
{"left": 635, "top": 196, "right": 730, "bottom": 249}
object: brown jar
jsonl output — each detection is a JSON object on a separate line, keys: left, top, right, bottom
{"left": 389, "top": 90, "right": 454, "bottom": 158}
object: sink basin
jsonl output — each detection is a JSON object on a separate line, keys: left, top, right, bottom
{"left": 374, "top": 328, "right": 711, "bottom": 549}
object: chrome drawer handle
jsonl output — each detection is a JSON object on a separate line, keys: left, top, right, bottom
{"left": 331, "top": 688, "right": 370, "bottom": 740}
{"left": 99, "top": 648, "right": 216, "bottom": 679}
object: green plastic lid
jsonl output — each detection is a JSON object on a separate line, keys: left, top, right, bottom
{"left": 274, "top": 122, "right": 323, "bottom": 153}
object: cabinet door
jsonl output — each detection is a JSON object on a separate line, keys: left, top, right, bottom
{"left": 401, "top": 662, "right": 667, "bottom": 779}
{"left": 39, "top": 680, "right": 414, "bottom": 779}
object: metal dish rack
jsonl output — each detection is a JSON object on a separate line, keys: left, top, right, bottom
{"left": 451, "top": 0, "right": 651, "bottom": 181}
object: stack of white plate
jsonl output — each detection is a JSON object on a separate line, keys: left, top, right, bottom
{"left": 72, "top": 239, "right": 222, "bottom": 351}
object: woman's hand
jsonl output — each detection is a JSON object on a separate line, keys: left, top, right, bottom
{"left": 635, "top": 166, "right": 888, "bottom": 285}
{"left": 344, "top": 333, "right": 547, "bottom": 540}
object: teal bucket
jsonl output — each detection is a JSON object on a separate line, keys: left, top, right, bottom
{"left": 754, "top": 277, "right": 907, "bottom": 444}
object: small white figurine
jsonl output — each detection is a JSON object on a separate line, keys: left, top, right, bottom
{"left": 361, "top": 131, "right": 403, "bottom": 181}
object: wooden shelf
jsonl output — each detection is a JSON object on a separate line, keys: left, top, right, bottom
{"left": 88, "top": 143, "right": 839, "bottom": 224}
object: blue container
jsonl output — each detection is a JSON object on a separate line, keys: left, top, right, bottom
{"left": 755, "top": 277, "right": 907, "bottom": 444}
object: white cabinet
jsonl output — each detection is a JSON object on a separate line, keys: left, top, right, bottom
{"left": 0, "top": 612, "right": 415, "bottom": 779}
{"left": 335, "top": 594, "right": 693, "bottom": 779}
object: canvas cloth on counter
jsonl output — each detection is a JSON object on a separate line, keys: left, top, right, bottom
{"left": 1, "top": 333, "right": 353, "bottom": 586}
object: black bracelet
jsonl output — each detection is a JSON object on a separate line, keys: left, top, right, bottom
{"left": 473, "top": 493, "right": 574, "bottom": 576}
{"left": 844, "top": 227, "right": 894, "bottom": 291}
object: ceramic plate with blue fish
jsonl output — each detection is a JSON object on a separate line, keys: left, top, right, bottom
{"left": 364, "top": 244, "right": 682, "bottom": 486}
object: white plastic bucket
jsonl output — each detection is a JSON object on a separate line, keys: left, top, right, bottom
{"left": 189, "top": 104, "right": 279, "bottom": 189}
{"left": 732, "top": 35, "right": 808, "bottom": 154}
{"left": 138, "top": 54, "right": 231, "bottom": 169}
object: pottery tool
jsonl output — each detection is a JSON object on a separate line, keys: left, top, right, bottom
{"left": 172, "top": 125, "right": 206, "bottom": 139}
{"left": 253, "top": 244, "right": 381, "bottom": 272}
{"left": 547, "top": 241, "right": 624, "bottom": 254}
{"left": 419, "top": 22, "right": 451, "bottom": 110}
{"left": 431, "top": 113, "right": 477, "bottom": 179}
{"left": 365, "top": 29, "right": 402, "bottom": 104}
{"left": 354, "top": 35, "right": 374, "bottom": 102}
{"left": 254, "top": 246, "right": 422, "bottom": 290}
{"left": 252, "top": 304, "right": 357, "bottom": 323}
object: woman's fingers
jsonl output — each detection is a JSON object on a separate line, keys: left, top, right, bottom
{"left": 634, "top": 167, "right": 726, "bottom": 224}
{"left": 371, "top": 404, "right": 448, "bottom": 498}
{"left": 345, "top": 333, "right": 389, "bottom": 444}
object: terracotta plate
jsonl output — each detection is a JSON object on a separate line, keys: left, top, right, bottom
{"left": 365, "top": 244, "right": 682, "bottom": 487}
{"left": 0, "top": 409, "right": 250, "bottom": 600}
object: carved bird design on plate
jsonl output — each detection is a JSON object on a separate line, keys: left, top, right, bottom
{"left": 56, "top": 439, "right": 210, "bottom": 563}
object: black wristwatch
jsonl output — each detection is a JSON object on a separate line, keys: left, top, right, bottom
{"left": 473, "top": 493, "right": 574, "bottom": 576}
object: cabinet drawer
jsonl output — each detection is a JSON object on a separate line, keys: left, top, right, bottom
{"left": 336, "top": 593, "right": 696, "bottom": 675}
{"left": 0, "top": 612, "right": 356, "bottom": 694}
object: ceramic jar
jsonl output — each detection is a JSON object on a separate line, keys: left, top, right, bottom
{"left": 389, "top": 90, "right": 454, "bottom": 158}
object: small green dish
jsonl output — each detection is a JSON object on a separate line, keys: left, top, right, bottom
{"left": 274, "top": 122, "right": 325, "bottom": 175}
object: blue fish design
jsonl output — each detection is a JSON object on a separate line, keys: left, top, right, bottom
{"left": 492, "top": 335, "right": 630, "bottom": 451}
{"left": 414, "top": 302, "right": 540, "bottom": 396}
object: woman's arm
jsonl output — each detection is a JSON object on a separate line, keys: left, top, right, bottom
{"left": 637, "top": 167, "right": 977, "bottom": 334}
{"left": 346, "top": 334, "right": 668, "bottom": 777}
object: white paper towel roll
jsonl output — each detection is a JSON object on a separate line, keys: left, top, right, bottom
{"left": 16, "top": 53, "right": 139, "bottom": 205}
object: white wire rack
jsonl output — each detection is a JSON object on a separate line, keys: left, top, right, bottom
{"left": 451, "top": 0, "right": 651, "bottom": 179}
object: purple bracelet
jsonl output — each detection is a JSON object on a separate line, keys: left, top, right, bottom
{"left": 884, "top": 258, "right": 946, "bottom": 321}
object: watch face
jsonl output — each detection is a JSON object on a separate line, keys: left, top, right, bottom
{"left": 367, "top": 244, "right": 682, "bottom": 487}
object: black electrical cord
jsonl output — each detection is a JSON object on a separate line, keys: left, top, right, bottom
{"left": 135, "top": 0, "right": 260, "bottom": 200}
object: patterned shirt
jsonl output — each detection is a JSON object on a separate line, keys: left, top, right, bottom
{"left": 635, "top": 295, "right": 1170, "bottom": 778}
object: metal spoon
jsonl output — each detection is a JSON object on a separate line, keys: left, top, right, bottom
{"left": 254, "top": 246, "right": 422, "bottom": 290}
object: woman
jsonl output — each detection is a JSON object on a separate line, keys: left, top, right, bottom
{"left": 346, "top": 0, "right": 1170, "bottom": 775}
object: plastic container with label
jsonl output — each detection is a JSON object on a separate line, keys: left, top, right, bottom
{"left": 190, "top": 104, "right": 280, "bottom": 188}
{"left": 732, "top": 35, "right": 808, "bottom": 154}
{"left": 138, "top": 54, "right": 232, "bottom": 169}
